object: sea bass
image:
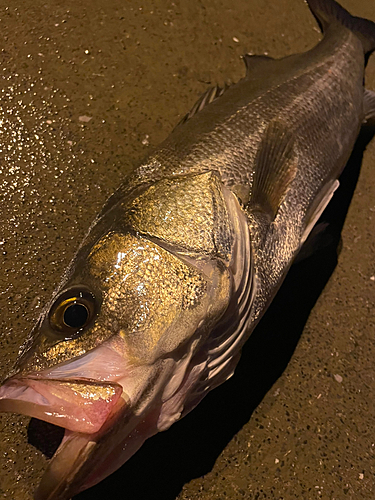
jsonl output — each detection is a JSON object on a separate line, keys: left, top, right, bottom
{"left": 1, "top": 0, "right": 375, "bottom": 498}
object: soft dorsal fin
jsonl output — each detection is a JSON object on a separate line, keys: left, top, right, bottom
{"left": 242, "top": 54, "right": 275, "bottom": 77}
{"left": 248, "top": 120, "right": 297, "bottom": 221}
{"left": 176, "top": 83, "right": 230, "bottom": 128}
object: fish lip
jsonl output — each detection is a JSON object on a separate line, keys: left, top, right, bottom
{"left": 0, "top": 375, "right": 124, "bottom": 434}
{"left": 34, "top": 397, "right": 129, "bottom": 500}
{"left": 34, "top": 431, "right": 97, "bottom": 500}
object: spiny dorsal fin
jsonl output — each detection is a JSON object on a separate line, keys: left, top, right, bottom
{"left": 175, "top": 54, "right": 276, "bottom": 128}
{"left": 248, "top": 120, "right": 298, "bottom": 221}
{"left": 175, "top": 83, "right": 230, "bottom": 128}
{"left": 242, "top": 54, "right": 275, "bottom": 77}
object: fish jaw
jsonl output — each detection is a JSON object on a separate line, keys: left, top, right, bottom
{"left": 0, "top": 376, "right": 124, "bottom": 434}
{"left": 28, "top": 352, "right": 193, "bottom": 499}
{"left": 35, "top": 401, "right": 160, "bottom": 500}
{"left": 33, "top": 401, "right": 130, "bottom": 500}
{"left": 34, "top": 349, "right": 206, "bottom": 499}
{"left": 0, "top": 336, "right": 208, "bottom": 499}
{"left": 0, "top": 338, "right": 164, "bottom": 499}
{"left": 34, "top": 431, "right": 99, "bottom": 500}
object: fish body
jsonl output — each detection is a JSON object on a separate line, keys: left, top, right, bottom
{"left": 1, "top": 0, "right": 375, "bottom": 498}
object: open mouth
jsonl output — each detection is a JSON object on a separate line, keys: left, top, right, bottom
{"left": 0, "top": 336, "right": 167, "bottom": 500}
{"left": 0, "top": 376, "right": 124, "bottom": 434}
{"left": 0, "top": 372, "right": 130, "bottom": 500}
{"left": 0, "top": 335, "right": 204, "bottom": 499}
{"left": 0, "top": 333, "right": 158, "bottom": 497}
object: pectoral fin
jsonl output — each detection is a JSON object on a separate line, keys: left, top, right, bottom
{"left": 248, "top": 120, "right": 298, "bottom": 221}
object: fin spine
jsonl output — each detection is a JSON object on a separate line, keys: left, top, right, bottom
{"left": 175, "top": 84, "right": 230, "bottom": 128}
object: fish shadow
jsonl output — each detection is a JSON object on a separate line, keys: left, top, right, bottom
{"left": 74, "top": 127, "right": 374, "bottom": 500}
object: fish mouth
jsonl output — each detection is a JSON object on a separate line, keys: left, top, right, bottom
{"left": 0, "top": 373, "right": 129, "bottom": 500}
{"left": 32, "top": 404, "right": 129, "bottom": 500}
{"left": 0, "top": 376, "right": 124, "bottom": 434}
{"left": 0, "top": 339, "right": 162, "bottom": 499}
{"left": 0, "top": 338, "right": 169, "bottom": 500}
{"left": 34, "top": 429, "right": 98, "bottom": 500}
{"left": 0, "top": 332, "right": 210, "bottom": 499}
{"left": 33, "top": 402, "right": 159, "bottom": 500}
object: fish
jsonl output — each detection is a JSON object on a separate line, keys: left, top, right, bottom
{"left": 1, "top": 0, "right": 375, "bottom": 498}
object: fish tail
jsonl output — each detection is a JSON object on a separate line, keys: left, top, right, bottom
{"left": 306, "top": 0, "right": 375, "bottom": 55}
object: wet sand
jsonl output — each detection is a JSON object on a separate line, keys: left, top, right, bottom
{"left": 0, "top": 0, "right": 374, "bottom": 498}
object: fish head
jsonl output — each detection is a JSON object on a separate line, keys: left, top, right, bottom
{"left": 0, "top": 171, "right": 251, "bottom": 499}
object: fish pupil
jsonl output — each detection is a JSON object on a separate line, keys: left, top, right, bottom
{"left": 63, "top": 303, "right": 89, "bottom": 328}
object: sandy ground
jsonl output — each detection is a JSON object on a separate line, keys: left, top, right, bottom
{"left": 0, "top": 0, "right": 374, "bottom": 499}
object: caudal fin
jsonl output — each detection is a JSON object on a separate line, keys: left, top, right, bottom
{"left": 306, "top": 0, "right": 375, "bottom": 55}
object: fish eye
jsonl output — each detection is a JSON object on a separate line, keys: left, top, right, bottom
{"left": 49, "top": 288, "right": 97, "bottom": 337}
{"left": 63, "top": 303, "right": 89, "bottom": 328}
